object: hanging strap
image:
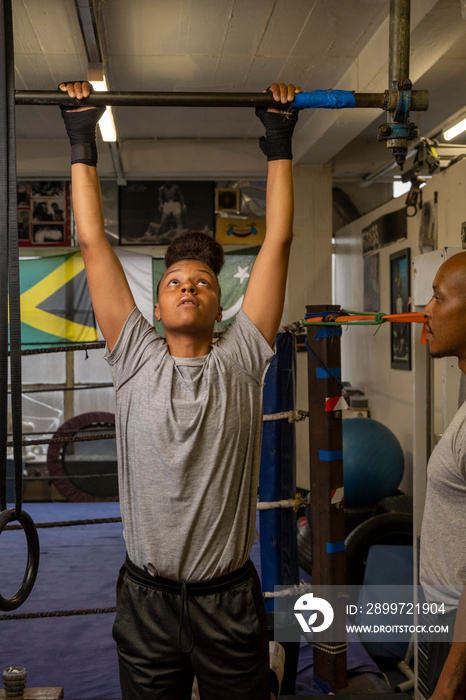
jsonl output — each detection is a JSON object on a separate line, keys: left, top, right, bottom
{"left": 0, "top": 0, "right": 9, "bottom": 513}
{"left": 0, "top": 0, "right": 40, "bottom": 613}
{"left": 4, "top": 0, "right": 23, "bottom": 517}
{"left": 0, "top": 0, "right": 23, "bottom": 515}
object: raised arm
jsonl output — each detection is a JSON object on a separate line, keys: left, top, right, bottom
{"left": 242, "top": 82, "right": 300, "bottom": 346}
{"left": 59, "top": 81, "right": 135, "bottom": 350}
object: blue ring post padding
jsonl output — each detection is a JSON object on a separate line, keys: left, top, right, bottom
{"left": 315, "top": 326, "right": 342, "bottom": 338}
{"left": 316, "top": 367, "right": 341, "bottom": 379}
{"left": 259, "top": 332, "right": 299, "bottom": 612}
{"left": 291, "top": 90, "right": 356, "bottom": 110}
{"left": 319, "top": 450, "right": 343, "bottom": 461}
{"left": 326, "top": 541, "right": 345, "bottom": 553}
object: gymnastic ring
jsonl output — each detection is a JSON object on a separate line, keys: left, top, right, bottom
{"left": 0, "top": 508, "right": 40, "bottom": 611}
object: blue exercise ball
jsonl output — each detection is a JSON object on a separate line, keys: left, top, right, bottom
{"left": 342, "top": 418, "right": 404, "bottom": 507}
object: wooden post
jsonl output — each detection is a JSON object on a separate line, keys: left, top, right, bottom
{"left": 306, "top": 304, "right": 347, "bottom": 689}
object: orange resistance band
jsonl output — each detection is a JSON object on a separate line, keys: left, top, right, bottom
{"left": 304, "top": 312, "right": 428, "bottom": 345}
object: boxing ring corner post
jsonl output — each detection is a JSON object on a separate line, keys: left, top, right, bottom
{"left": 305, "top": 304, "right": 347, "bottom": 690}
{"left": 259, "top": 330, "right": 300, "bottom": 612}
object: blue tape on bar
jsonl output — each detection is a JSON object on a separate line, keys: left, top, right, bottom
{"left": 326, "top": 541, "right": 345, "bottom": 553}
{"left": 316, "top": 367, "right": 341, "bottom": 379}
{"left": 315, "top": 327, "right": 342, "bottom": 339}
{"left": 319, "top": 450, "right": 343, "bottom": 461}
{"left": 291, "top": 90, "right": 356, "bottom": 110}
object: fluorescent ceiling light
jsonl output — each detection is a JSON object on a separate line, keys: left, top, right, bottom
{"left": 89, "top": 77, "right": 117, "bottom": 142}
{"left": 443, "top": 116, "right": 466, "bottom": 142}
{"left": 393, "top": 179, "right": 411, "bottom": 198}
{"left": 393, "top": 177, "right": 428, "bottom": 199}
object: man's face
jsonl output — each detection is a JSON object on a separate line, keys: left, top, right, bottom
{"left": 154, "top": 259, "right": 222, "bottom": 334}
{"left": 423, "top": 257, "right": 466, "bottom": 361}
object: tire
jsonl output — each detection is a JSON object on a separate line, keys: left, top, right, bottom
{"left": 373, "top": 493, "right": 413, "bottom": 516}
{"left": 344, "top": 504, "right": 374, "bottom": 537}
{"left": 297, "top": 523, "right": 312, "bottom": 575}
{"left": 46, "top": 411, "right": 118, "bottom": 502}
{"left": 345, "top": 512, "right": 413, "bottom": 585}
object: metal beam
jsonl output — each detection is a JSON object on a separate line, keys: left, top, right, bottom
{"left": 74, "top": 0, "right": 102, "bottom": 64}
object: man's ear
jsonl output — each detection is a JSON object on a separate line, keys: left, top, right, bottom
{"left": 154, "top": 303, "right": 161, "bottom": 321}
{"left": 216, "top": 306, "right": 223, "bottom": 323}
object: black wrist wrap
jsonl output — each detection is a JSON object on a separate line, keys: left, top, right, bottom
{"left": 255, "top": 104, "right": 298, "bottom": 161}
{"left": 59, "top": 89, "right": 106, "bottom": 166}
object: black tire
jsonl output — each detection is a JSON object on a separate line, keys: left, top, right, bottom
{"left": 46, "top": 411, "right": 118, "bottom": 502}
{"left": 373, "top": 493, "right": 413, "bottom": 516}
{"left": 345, "top": 512, "right": 413, "bottom": 585}
{"left": 297, "top": 523, "right": 312, "bottom": 575}
{"left": 344, "top": 504, "right": 374, "bottom": 537}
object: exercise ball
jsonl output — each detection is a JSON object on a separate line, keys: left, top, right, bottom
{"left": 342, "top": 418, "right": 404, "bottom": 507}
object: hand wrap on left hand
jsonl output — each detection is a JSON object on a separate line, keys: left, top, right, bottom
{"left": 59, "top": 83, "right": 106, "bottom": 166}
{"left": 255, "top": 99, "right": 298, "bottom": 161}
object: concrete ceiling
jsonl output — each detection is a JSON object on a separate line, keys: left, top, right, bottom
{"left": 10, "top": 0, "right": 466, "bottom": 183}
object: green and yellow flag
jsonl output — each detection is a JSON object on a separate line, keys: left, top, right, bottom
{"left": 17, "top": 251, "right": 97, "bottom": 349}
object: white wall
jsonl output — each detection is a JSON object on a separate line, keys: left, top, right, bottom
{"left": 333, "top": 157, "right": 466, "bottom": 495}
{"left": 288, "top": 164, "right": 333, "bottom": 489}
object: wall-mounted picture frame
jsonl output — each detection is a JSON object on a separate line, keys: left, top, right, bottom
{"left": 17, "top": 180, "right": 71, "bottom": 246}
{"left": 390, "top": 247, "right": 411, "bottom": 370}
{"left": 215, "top": 187, "right": 240, "bottom": 213}
{"left": 119, "top": 180, "right": 215, "bottom": 245}
{"left": 362, "top": 207, "right": 407, "bottom": 255}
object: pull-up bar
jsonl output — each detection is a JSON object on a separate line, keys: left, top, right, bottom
{"left": 14, "top": 88, "right": 429, "bottom": 111}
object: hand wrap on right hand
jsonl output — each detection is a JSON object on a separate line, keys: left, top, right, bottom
{"left": 255, "top": 101, "right": 298, "bottom": 161}
{"left": 59, "top": 84, "right": 106, "bottom": 166}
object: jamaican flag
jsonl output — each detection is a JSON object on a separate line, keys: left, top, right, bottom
{"left": 18, "top": 251, "right": 97, "bottom": 349}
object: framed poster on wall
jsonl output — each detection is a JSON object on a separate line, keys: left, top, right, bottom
{"left": 215, "top": 187, "right": 240, "bottom": 213}
{"left": 390, "top": 247, "right": 411, "bottom": 370}
{"left": 119, "top": 180, "right": 215, "bottom": 245}
{"left": 17, "top": 181, "right": 71, "bottom": 246}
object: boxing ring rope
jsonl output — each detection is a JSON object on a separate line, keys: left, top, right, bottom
{"left": 18, "top": 341, "right": 106, "bottom": 356}
{"left": 5, "top": 409, "right": 309, "bottom": 504}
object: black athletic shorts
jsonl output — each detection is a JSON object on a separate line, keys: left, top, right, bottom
{"left": 112, "top": 557, "right": 271, "bottom": 700}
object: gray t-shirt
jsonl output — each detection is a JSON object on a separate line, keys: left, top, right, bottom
{"left": 420, "top": 398, "right": 466, "bottom": 607}
{"left": 105, "top": 308, "right": 274, "bottom": 581}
